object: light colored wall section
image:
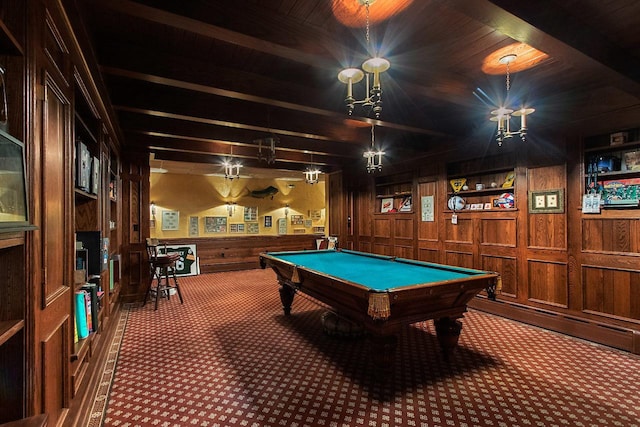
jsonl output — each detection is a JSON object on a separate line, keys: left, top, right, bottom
{"left": 150, "top": 172, "right": 326, "bottom": 239}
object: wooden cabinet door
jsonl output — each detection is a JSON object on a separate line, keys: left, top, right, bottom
{"left": 35, "top": 64, "right": 73, "bottom": 427}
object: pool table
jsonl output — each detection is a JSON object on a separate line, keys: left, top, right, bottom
{"left": 260, "top": 249, "right": 500, "bottom": 374}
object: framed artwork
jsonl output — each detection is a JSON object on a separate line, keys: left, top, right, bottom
{"left": 264, "top": 215, "right": 272, "bottom": 228}
{"left": 159, "top": 244, "right": 198, "bottom": 276}
{"left": 230, "top": 223, "right": 245, "bottom": 233}
{"left": 204, "top": 216, "right": 227, "bottom": 233}
{"left": 399, "top": 196, "right": 412, "bottom": 212}
{"left": 304, "top": 219, "right": 313, "bottom": 228}
{"left": 291, "top": 214, "right": 304, "bottom": 225}
{"left": 246, "top": 222, "right": 259, "bottom": 234}
{"left": 529, "top": 189, "right": 565, "bottom": 213}
{"left": 421, "top": 195, "right": 434, "bottom": 222}
{"left": 310, "top": 210, "right": 322, "bottom": 220}
{"left": 582, "top": 193, "right": 601, "bottom": 214}
{"left": 380, "top": 197, "right": 394, "bottom": 213}
{"left": 189, "top": 216, "right": 199, "bottom": 236}
{"left": 161, "top": 210, "right": 180, "bottom": 230}
{"left": 277, "top": 218, "right": 287, "bottom": 235}
{"left": 244, "top": 206, "right": 258, "bottom": 221}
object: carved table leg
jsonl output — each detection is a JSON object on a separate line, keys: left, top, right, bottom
{"left": 368, "top": 333, "right": 398, "bottom": 379}
{"left": 278, "top": 282, "right": 296, "bottom": 315}
{"left": 434, "top": 317, "right": 462, "bottom": 359}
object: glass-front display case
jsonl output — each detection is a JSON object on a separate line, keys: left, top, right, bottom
{"left": 0, "top": 129, "right": 30, "bottom": 229}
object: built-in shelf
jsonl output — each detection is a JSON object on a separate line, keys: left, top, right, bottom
{"left": 584, "top": 139, "right": 640, "bottom": 153}
{"left": 0, "top": 19, "right": 24, "bottom": 55}
{"left": 0, "top": 320, "right": 24, "bottom": 347}
{"left": 71, "top": 334, "right": 92, "bottom": 363}
{"left": 593, "top": 170, "right": 640, "bottom": 179}
{"left": 74, "top": 110, "right": 98, "bottom": 145}
{"left": 446, "top": 208, "right": 518, "bottom": 213}
{"left": 74, "top": 188, "right": 98, "bottom": 200}
{"left": 376, "top": 191, "right": 412, "bottom": 198}
{"left": 449, "top": 186, "right": 514, "bottom": 197}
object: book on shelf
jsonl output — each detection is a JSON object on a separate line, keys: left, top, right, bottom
{"left": 81, "top": 283, "right": 100, "bottom": 333}
{"left": 74, "top": 291, "right": 89, "bottom": 340}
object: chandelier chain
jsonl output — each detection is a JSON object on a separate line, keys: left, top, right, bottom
{"left": 371, "top": 123, "right": 375, "bottom": 147}
{"left": 365, "top": 1, "right": 370, "bottom": 44}
{"left": 505, "top": 61, "right": 511, "bottom": 92}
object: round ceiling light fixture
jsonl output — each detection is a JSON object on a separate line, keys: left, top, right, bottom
{"left": 482, "top": 42, "right": 549, "bottom": 75}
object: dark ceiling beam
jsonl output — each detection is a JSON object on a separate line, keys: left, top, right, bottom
{"left": 102, "top": 66, "right": 453, "bottom": 139}
{"left": 124, "top": 130, "right": 356, "bottom": 162}
{"left": 149, "top": 150, "right": 346, "bottom": 172}
{"left": 115, "top": 113, "right": 365, "bottom": 158}
{"left": 439, "top": 0, "right": 640, "bottom": 98}
{"left": 94, "top": 0, "right": 475, "bottom": 123}
{"left": 95, "top": 0, "right": 336, "bottom": 69}
{"left": 113, "top": 105, "right": 359, "bottom": 144}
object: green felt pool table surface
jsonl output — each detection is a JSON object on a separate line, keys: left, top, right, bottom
{"left": 267, "top": 249, "right": 490, "bottom": 291}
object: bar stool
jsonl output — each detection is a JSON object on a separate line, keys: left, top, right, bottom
{"left": 145, "top": 238, "right": 184, "bottom": 310}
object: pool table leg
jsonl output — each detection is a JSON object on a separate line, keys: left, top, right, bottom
{"left": 434, "top": 317, "right": 462, "bottom": 358}
{"left": 368, "top": 333, "right": 398, "bottom": 378}
{"left": 278, "top": 282, "right": 296, "bottom": 315}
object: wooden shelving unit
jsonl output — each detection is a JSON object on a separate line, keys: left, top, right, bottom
{"left": 0, "top": 8, "right": 28, "bottom": 423}
{"left": 583, "top": 133, "right": 640, "bottom": 209}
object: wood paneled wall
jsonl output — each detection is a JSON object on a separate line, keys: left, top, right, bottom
{"left": 339, "top": 141, "right": 640, "bottom": 354}
{"left": 163, "top": 234, "right": 318, "bottom": 273}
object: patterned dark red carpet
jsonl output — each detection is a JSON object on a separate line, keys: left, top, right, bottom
{"left": 90, "top": 269, "right": 640, "bottom": 426}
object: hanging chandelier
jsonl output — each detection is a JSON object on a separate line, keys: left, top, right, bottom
{"left": 363, "top": 123, "right": 384, "bottom": 172}
{"left": 303, "top": 153, "right": 322, "bottom": 184}
{"left": 224, "top": 160, "right": 242, "bottom": 180}
{"left": 337, "top": 0, "right": 390, "bottom": 118}
{"left": 490, "top": 54, "right": 535, "bottom": 146}
{"left": 304, "top": 168, "right": 322, "bottom": 185}
{"left": 256, "top": 136, "right": 277, "bottom": 164}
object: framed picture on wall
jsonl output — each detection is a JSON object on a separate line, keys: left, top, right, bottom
{"left": 277, "top": 218, "right": 287, "bottom": 235}
{"left": 204, "top": 216, "right": 227, "bottom": 233}
{"left": 230, "top": 223, "right": 245, "bottom": 233}
{"left": 244, "top": 206, "right": 258, "bottom": 221}
{"left": 162, "top": 210, "right": 180, "bottom": 230}
{"left": 189, "top": 216, "right": 199, "bottom": 236}
{"left": 264, "top": 215, "right": 272, "bottom": 228}
{"left": 246, "top": 222, "right": 259, "bottom": 234}
{"left": 528, "top": 189, "right": 565, "bottom": 213}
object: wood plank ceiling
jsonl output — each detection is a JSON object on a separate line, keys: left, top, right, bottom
{"left": 74, "top": 0, "right": 640, "bottom": 175}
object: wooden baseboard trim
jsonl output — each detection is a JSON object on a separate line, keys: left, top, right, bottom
{"left": 469, "top": 297, "right": 640, "bottom": 355}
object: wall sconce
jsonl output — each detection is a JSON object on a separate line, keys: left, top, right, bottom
{"left": 284, "top": 204, "right": 289, "bottom": 217}
{"left": 226, "top": 202, "right": 236, "bottom": 216}
{"left": 150, "top": 201, "right": 156, "bottom": 219}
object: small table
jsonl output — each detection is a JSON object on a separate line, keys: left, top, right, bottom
{"left": 260, "top": 249, "right": 499, "bottom": 375}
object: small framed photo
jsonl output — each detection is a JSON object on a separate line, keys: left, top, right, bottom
{"left": 189, "top": 216, "right": 199, "bottom": 237}
{"left": 230, "top": 223, "right": 245, "bottom": 233}
{"left": 380, "top": 197, "right": 394, "bottom": 213}
{"left": 529, "top": 189, "right": 564, "bottom": 213}
{"left": 484, "top": 202, "right": 492, "bottom": 210}
{"left": 162, "top": 210, "right": 180, "bottom": 230}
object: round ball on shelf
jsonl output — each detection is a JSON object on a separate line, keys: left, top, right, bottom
{"left": 462, "top": 185, "right": 469, "bottom": 191}
{"left": 490, "top": 182, "right": 498, "bottom": 188}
